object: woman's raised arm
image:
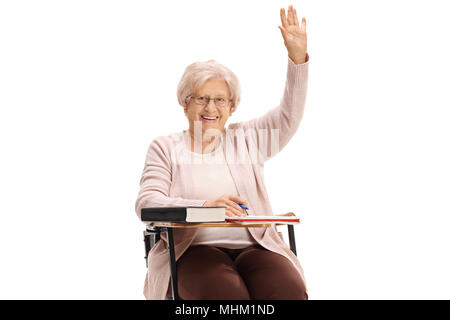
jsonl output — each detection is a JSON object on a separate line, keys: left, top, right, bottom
{"left": 227, "top": 5, "right": 309, "bottom": 162}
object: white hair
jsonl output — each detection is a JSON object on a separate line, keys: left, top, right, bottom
{"left": 177, "top": 59, "right": 241, "bottom": 112}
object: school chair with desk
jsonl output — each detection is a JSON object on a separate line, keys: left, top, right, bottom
{"left": 142, "top": 213, "right": 299, "bottom": 300}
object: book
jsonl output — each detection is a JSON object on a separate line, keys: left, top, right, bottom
{"left": 141, "top": 206, "right": 226, "bottom": 223}
{"left": 225, "top": 215, "right": 300, "bottom": 225}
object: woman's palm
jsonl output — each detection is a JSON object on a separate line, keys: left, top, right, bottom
{"left": 278, "top": 5, "right": 307, "bottom": 64}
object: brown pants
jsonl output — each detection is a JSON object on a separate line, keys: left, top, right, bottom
{"left": 167, "top": 244, "right": 308, "bottom": 300}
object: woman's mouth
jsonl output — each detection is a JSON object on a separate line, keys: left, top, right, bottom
{"left": 201, "top": 115, "right": 218, "bottom": 123}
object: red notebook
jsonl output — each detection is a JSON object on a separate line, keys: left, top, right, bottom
{"left": 225, "top": 215, "right": 300, "bottom": 225}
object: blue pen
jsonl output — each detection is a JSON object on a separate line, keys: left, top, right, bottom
{"left": 236, "top": 202, "right": 249, "bottom": 210}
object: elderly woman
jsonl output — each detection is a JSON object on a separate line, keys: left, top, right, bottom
{"left": 135, "top": 5, "right": 309, "bottom": 300}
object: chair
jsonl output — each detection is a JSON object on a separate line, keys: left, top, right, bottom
{"left": 142, "top": 217, "right": 299, "bottom": 300}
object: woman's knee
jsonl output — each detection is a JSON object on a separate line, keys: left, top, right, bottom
{"left": 248, "top": 271, "right": 307, "bottom": 300}
{"left": 274, "top": 273, "right": 308, "bottom": 300}
{"left": 235, "top": 248, "right": 308, "bottom": 300}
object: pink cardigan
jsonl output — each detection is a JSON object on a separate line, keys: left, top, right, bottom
{"left": 135, "top": 54, "right": 309, "bottom": 300}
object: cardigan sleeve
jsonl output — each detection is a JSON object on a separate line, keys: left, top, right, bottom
{"left": 228, "top": 53, "right": 309, "bottom": 162}
{"left": 135, "top": 137, "right": 207, "bottom": 221}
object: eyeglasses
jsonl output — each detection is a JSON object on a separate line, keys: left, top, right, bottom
{"left": 189, "top": 95, "right": 232, "bottom": 108}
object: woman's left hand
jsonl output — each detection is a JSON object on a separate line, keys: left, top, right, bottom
{"left": 278, "top": 5, "right": 307, "bottom": 64}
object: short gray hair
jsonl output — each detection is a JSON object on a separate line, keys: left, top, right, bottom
{"left": 177, "top": 59, "right": 241, "bottom": 112}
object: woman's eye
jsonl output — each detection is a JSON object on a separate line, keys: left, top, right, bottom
{"left": 198, "top": 97, "right": 207, "bottom": 101}
{"left": 216, "top": 98, "right": 225, "bottom": 102}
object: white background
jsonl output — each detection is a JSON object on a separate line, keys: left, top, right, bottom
{"left": 1, "top": 0, "right": 449, "bottom": 299}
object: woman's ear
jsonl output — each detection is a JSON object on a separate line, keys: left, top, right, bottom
{"left": 184, "top": 97, "right": 190, "bottom": 116}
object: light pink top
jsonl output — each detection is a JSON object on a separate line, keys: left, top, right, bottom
{"left": 135, "top": 53, "right": 310, "bottom": 299}
{"left": 187, "top": 143, "right": 258, "bottom": 249}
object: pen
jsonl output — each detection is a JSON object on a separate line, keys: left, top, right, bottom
{"left": 236, "top": 202, "right": 249, "bottom": 210}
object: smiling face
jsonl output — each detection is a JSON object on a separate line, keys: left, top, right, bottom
{"left": 184, "top": 78, "right": 233, "bottom": 137}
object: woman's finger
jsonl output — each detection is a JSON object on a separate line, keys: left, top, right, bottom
{"left": 225, "top": 200, "right": 246, "bottom": 216}
{"left": 226, "top": 209, "right": 240, "bottom": 218}
{"left": 301, "top": 17, "right": 306, "bottom": 32}
{"left": 225, "top": 209, "right": 234, "bottom": 217}
{"left": 232, "top": 207, "right": 244, "bottom": 217}
{"left": 280, "top": 8, "right": 288, "bottom": 28}
{"left": 227, "top": 195, "right": 249, "bottom": 208}
{"left": 226, "top": 207, "right": 243, "bottom": 217}
{"left": 226, "top": 200, "right": 246, "bottom": 215}
{"left": 287, "top": 5, "right": 294, "bottom": 26}
{"left": 293, "top": 8, "right": 299, "bottom": 26}
{"left": 278, "top": 25, "right": 287, "bottom": 42}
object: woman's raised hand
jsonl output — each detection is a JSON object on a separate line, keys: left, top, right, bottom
{"left": 278, "top": 5, "right": 307, "bottom": 64}
{"left": 203, "top": 194, "right": 249, "bottom": 217}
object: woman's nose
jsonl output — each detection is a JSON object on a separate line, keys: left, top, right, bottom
{"left": 204, "top": 100, "right": 217, "bottom": 111}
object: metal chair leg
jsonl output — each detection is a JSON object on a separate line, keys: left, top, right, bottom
{"left": 143, "top": 230, "right": 151, "bottom": 268}
{"left": 144, "top": 227, "right": 162, "bottom": 268}
{"left": 287, "top": 224, "right": 297, "bottom": 256}
{"left": 166, "top": 227, "right": 180, "bottom": 300}
{"left": 144, "top": 226, "right": 180, "bottom": 300}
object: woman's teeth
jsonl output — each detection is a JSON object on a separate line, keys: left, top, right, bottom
{"left": 201, "top": 116, "right": 218, "bottom": 120}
